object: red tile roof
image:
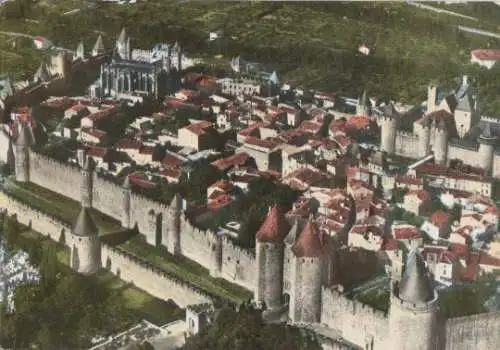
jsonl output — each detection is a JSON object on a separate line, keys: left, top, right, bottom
{"left": 116, "top": 138, "right": 142, "bottom": 150}
{"left": 207, "top": 193, "right": 233, "bottom": 210}
{"left": 211, "top": 152, "right": 251, "bottom": 172}
{"left": 293, "top": 219, "right": 326, "bottom": 258}
{"left": 245, "top": 136, "right": 282, "bottom": 150}
{"left": 84, "top": 106, "right": 116, "bottom": 121}
{"left": 238, "top": 123, "right": 266, "bottom": 137}
{"left": 471, "top": 49, "right": 500, "bottom": 61}
{"left": 212, "top": 180, "right": 233, "bottom": 193}
{"left": 298, "top": 120, "right": 322, "bottom": 134}
{"left": 81, "top": 128, "right": 106, "bottom": 139}
{"left": 406, "top": 189, "right": 429, "bottom": 201}
{"left": 184, "top": 121, "right": 213, "bottom": 135}
{"left": 159, "top": 167, "right": 181, "bottom": 180}
{"left": 431, "top": 211, "right": 449, "bottom": 229}
{"left": 256, "top": 205, "right": 290, "bottom": 243}
{"left": 162, "top": 154, "right": 185, "bottom": 168}
{"left": 346, "top": 116, "right": 370, "bottom": 129}
{"left": 393, "top": 225, "right": 420, "bottom": 240}
{"left": 380, "top": 237, "right": 398, "bottom": 251}
{"left": 87, "top": 146, "right": 107, "bottom": 158}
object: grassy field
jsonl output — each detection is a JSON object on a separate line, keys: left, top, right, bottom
{"left": 2, "top": 1, "right": 500, "bottom": 112}
{"left": 4, "top": 178, "right": 252, "bottom": 303}
{"left": 4, "top": 179, "right": 122, "bottom": 234}
{"left": 119, "top": 235, "right": 253, "bottom": 304}
{"left": 15, "top": 226, "right": 183, "bottom": 325}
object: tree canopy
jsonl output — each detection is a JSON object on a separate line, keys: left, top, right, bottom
{"left": 181, "top": 307, "right": 321, "bottom": 350}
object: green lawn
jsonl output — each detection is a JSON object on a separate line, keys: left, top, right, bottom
{"left": 5, "top": 180, "right": 122, "bottom": 234}
{"left": 15, "top": 226, "right": 183, "bottom": 326}
{"left": 119, "top": 235, "right": 253, "bottom": 304}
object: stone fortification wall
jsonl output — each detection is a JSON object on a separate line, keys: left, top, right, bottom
{"left": 321, "top": 286, "right": 388, "bottom": 350}
{"left": 394, "top": 132, "right": 419, "bottom": 158}
{"left": 447, "top": 144, "right": 481, "bottom": 168}
{"left": 444, "top": 311, "right": 500, "bottom": 350}
{"left": 29, "top": 150, "right": 81, "bottom": 201}
{"left": 0, "top": 190, "right": 71, "bottom": 244}
{"left": 92, "top": 174, "right": 124, "bottom": 220}
{"left": 220, "top": 236, "right": 256, "bottom": 291}
{"left": 100, "top": 244, "right": 212, "bottom": 308}
{"left": 129, "top": 192, "right": 167, "bottom": 244}
{"left": 0, "top": 190, "right": 212, "bottom": 308}
{"left": 179, "top": 216, "right": 220, "bottom": 272}
{"left": 492, "top": 154, "right": 500, "bottom": 178}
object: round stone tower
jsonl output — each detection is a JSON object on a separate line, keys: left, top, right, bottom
{"left": 388, "top": 250, "right": 439, "bottom": 350}
{"left": 289, "top": 216, "right": 326, "bottom": 324}
{"left": 80, "top": 155, "right": 94, "bottom": 208}
{"left": 478, "top": 124, "right": 497, "bottom": 175}
{"left": 70, "top": 205, "right": 101, "bottom": 276}
{"left": 433, "top": 120, "right": 448, "bottom": 165}
{"left": 165, "top": 193, "right": 182, "bottom": 255}
{"left": 419, "top": 117, "right": 431, "bottom": 158}
{"left": 121, "top": 175, "right": 132, "bottom": 228}
{"left": 255, "top": 205, "right": 290, "bottom": 311}
{"left": 14, "top": 122, "right": 30, "bottom": 183}
{"left": 380, "top": 114, "right": 397, "bottom": 155}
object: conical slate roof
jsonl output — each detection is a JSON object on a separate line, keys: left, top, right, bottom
{"left": 399, "top": 250, "right": 435, "bottom": 303}
{"left": 292, "top": 217, "right": 325, "bottom": 258}
{"left": 92, "top": 34, "right": 105, "bottom": 55}
{"left": 34, "top": 62, "right": 50, "bottom": 82}
{"left": 256, "top": 205, "right": 290, "bottom": 243}
{"left": 359, "top": 90, "right": 369, "bottom": 107}
{"left": 456, "top": 93, "right": 473, "bottom": 112}
{"left": 76, "top": 41, "right": 84, "bottom": 58}
{"left": 117, "top": 28, "right": 127, "bottom": 43}
{"left": 73, "top": 207, "right": 98, "bottom": 237}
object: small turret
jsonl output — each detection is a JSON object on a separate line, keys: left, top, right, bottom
{"left": 70, "top": 206, "right": 101, "bottom": 276}
{"left": 164, "top": 193, "right": 182, "bottom": 255}
{"left": 388, "top": 249, "right": 439, "bottom": 350}
{"left": 433, "top": 120, "right": 448, "bottom": 165}
{"left": 427, "top": 84, "right": 438, "bottom": 114}
{"left": 419, "top": 117, "right": 431, "bottom": 157}
{"left": 255, "top": 205, "right": 289, "bottom": 311}
{"left": 75, "top": 41, "right": 85, "bottom": 61}
{"left": 356, "top": 90, "right": 371, "bottom": 116}
{"left": 92, "top": 34, "right": 105, "bottom": 57}
{"left": 121, "top": 175, "right": 132, "bottom": 229}
{"left": 478, "top": 124, "right": 497, "bottom": 175}
{"left": 80, "top": 155, "right": 94, "bottom": 208}
{"left": 380, "top": 106, "right": 398, "bottom": 155}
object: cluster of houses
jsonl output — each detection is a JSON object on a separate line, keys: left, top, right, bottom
{"left": 7, "top": 49, "right": 500, "bottom": 298}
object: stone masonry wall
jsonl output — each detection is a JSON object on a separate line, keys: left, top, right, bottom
{"left": 29, "top": 150, "right": 81, "bottom": 202}
{"left": 92, "top": 174, "right": 124, "bottom": 220}
{"left": 220, "top": 236, "right": 256, "bottom": 291}
{"left": 321, "top": 286, "right": 388, "bottom": 350}
{"left": 0, "top": 190, "right": 212, "bottom": 308}
{"left": 395, "top": 132, "right": 419, "bottom": 158}
{"left": 101, "top": 244, "right": 212, "bottom": 308}
{"left": 444, "top": 311, "right": 500, "bottom": 350}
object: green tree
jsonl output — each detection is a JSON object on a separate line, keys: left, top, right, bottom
{"left": 39, "top": 242, "right": 59, "bottom": 292}
{"left": 3, "top": 215, "right": 18, "bottom": 251}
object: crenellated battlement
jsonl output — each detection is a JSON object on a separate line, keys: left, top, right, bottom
{"left": 322, "top": 286, "right": 387, "bottom": 319}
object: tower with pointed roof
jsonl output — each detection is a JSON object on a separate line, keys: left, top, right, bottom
{"left": 418, "top": 117, "right": 431, "bottom": 158}
{"left": 380, "top": 104, "right": 398, "bottom": 155}
{"left": 116, "top": 28, "right": 130, "bottom": 60}
{"left": 80, "top": 155, "right": 93, "bottom": 208}
{"left": 289, "top": 216, "right": 326, "bottom": 323}
{"left": 92, "top": 34, "right": 105, "bottom": 57}
{"left": 388, "top": 249, "right": 439, "bottom": 350}
{"left": 164, "top": 193, "right": 182, "bottom": 256}
{"left": 478, "top": 124, "right": 497, "bottom": 175}
{"left": 14, "top": 122, "right": 30, "bottom": 182}
{"left": 75, "top": 41, "right": 85, "bottom": 61}
{"left": 454, "top": 92, "right": 476, "bottom": 139}
{"left": 433, "top": 120, "right": 448, "bottom": 165}
{"left": 70, "top": 205, "right": 101, "bottom": 275}
{"left": 255, "top": 205, "right": 290, "bottom": 311}
{"left": 356, "top": 90, "right": 371, "bottom": 116}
